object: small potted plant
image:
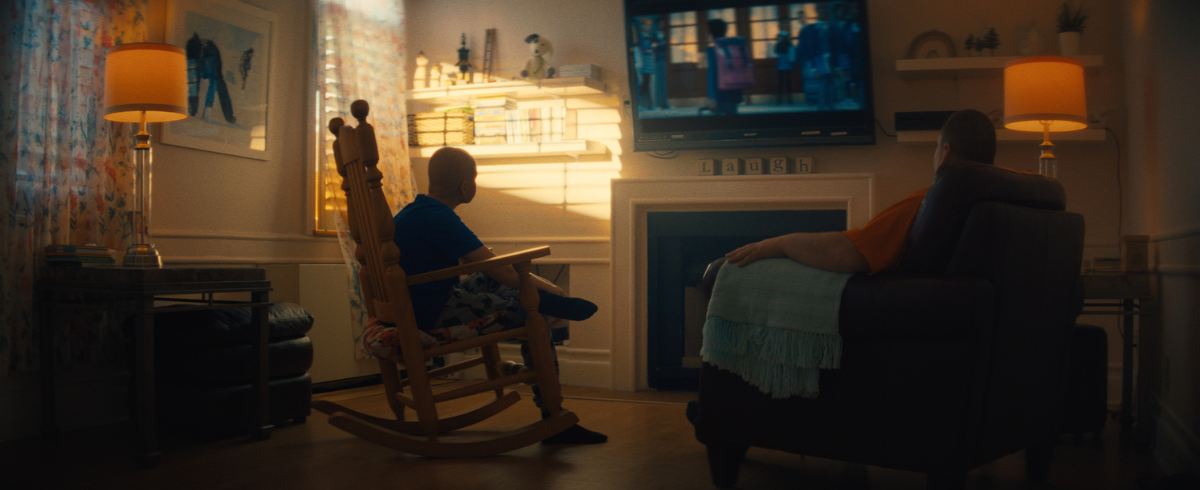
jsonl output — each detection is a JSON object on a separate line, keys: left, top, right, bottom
{"left": 1056, "top": 2, "right": 1088, "bottom": 56}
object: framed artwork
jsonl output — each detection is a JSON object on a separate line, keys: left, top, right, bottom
{"left": 163, "top": 0, "right": 275, "bottom": 160}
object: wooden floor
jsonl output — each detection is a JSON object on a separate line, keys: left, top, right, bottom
{"left": 3, "top": 382, "right": 1157, "bottom": 490}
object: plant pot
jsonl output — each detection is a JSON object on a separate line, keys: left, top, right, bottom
{"left": 1058, "top": 31, "right": 1081, "bottom": 56}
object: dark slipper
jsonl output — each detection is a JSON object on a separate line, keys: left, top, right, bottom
{"left": 542, "top": 424, "right": 608, "bottom": 445}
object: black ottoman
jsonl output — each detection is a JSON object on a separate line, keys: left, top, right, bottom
{"left": 153, "top": 302, "right": 314, "bottom": 438}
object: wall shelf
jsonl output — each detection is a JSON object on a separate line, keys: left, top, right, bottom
{"left": 408, "top": 139, "right": 606, "bottom": 159}
{"left": 409, "top": 77, "right": 607, "bottom": 104}
{"left": 896, "top": 55, "right": 1104, "bottom": 80}
{"left": 897, "top": 128, "right": 1107, "bottom": 145}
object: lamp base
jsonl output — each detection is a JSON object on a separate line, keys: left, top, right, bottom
{"left": 123, "top": 243, "right": 163, "bottom": 268}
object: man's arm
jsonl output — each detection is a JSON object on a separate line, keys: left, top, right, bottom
{"left": 725, "top": 231, "right": 869, "bottom": 273}
{"left": 460, "top": 246, "right": 565, "bottom": 295}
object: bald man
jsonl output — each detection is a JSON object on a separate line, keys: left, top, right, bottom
{"left": 393, "top": 146, "right": 606, "bottom": 445}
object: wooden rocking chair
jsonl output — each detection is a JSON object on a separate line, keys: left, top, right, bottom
{"left": 311, "top": 100, "right": 578, "bottom": 457}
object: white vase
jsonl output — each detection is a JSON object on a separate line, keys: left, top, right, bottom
{"left": 1058, "top": 31, "right": 1081, "bottom": 56}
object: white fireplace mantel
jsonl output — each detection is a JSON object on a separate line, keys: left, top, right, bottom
{"left": 609, "top": 174, "right": 875, "bottom": 391}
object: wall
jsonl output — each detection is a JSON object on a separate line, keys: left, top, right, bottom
{"left": 407, "top": 0, "right": 1131, "bottom": 388}
{"left": 1122, "top": 0, "right": 1200, "bottom": 476}
{"left": 144, "top": 0, "right": 340, "bottom": 265}
{"left": 1, "top": 0, "right": 336, "bottom": 444}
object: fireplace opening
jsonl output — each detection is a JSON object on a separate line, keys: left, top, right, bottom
{"left": 646, "top": 209, "right": 847, "bottom": 391}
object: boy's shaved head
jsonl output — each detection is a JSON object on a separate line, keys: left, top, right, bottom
{"left": 427, "top": 147, "right": 477, "bottom": 198}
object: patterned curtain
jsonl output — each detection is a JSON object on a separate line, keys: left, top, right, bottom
{"left": 316, "top": 0, "right": 416, "bottom": 359}
{"left": 0, "top": 0, "right": 148, "bottom": 375}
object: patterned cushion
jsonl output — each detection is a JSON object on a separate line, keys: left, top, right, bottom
{"left": 362, "top": 311, "right": 506, "bottom": 363}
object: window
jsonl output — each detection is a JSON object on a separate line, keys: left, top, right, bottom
{"left": 748, "top": 5, "right": 781, "bottom": 59}
{"left": 668, "top": 11, "right": 699, "bottom": 63}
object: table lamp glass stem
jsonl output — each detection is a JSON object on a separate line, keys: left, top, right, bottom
{"left": 125, "top": 111, "right": 162, "bottom": 267}
{"left": 1038, "top": 120, "right": 1058, "bottom": 179}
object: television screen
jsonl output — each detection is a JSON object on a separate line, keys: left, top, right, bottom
{"left": 624, "top": 0, "right": 875, "bottom": 151}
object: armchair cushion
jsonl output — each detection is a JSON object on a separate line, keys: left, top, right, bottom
{"left": 838, "top": 274, "right": 994, "bottom": 339}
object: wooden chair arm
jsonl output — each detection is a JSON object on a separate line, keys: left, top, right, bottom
{"left": 406, "top": 246, "right": 551, "bottom": 286}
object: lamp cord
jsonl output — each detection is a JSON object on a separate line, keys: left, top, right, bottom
{"left": 874, "top": 117, "right": 896, "bottom": 138}
{"left": 1106, "top": 127, "right": 1122, "bottom": 237}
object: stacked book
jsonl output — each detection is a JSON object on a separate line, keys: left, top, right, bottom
{"left": 473, "top": 96, "right": 517, "bottom": 145}
{"left": 557, "top": 64, "right": 601, "bottom": 80}
{"left": 505, "top": 107, "right": 569, "bottom": 144}
{"left": 44, "top": 244, "right": 116, "bottom": 267}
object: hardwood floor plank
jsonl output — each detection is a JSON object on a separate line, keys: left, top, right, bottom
{"left": 1, "top": 384, "right": 1152, "bottom": 490}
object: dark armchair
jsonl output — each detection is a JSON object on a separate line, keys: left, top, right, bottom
{"left": 694, "top": 161, "right": 1085, "bottom": 489}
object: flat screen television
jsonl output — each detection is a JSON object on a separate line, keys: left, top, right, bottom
{"left": 624, "top": 0, "right": 875, "bottom": 151}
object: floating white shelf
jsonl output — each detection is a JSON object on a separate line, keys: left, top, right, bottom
{"left": 408, "top": 139, "right": 607, "bottom": 159}
{"left": 896, "top": 55, "right": 1104, "bottom": 80}
{"left": 409, "top": 77, "right": 607, "bottom": 104}
{"left": 897, "top": 129, "right": 1107, "bottom": 145}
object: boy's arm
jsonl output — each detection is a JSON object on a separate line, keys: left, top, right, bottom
{"left": 725, "top": 231, "right": 869, "bottom": 273}
{"left": 460, "top": 246, "right": 565, "bottom": 295}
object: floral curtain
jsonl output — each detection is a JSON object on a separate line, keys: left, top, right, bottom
{"left": 316, "top": 0, "right": 416, "bottom": 359}
{"left": 0, "top": 0, "right": 148, "bottom": 375}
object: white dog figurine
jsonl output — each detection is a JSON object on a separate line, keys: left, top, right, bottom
{"left": 520, "top": 34, "right": 555, "bottom": 81}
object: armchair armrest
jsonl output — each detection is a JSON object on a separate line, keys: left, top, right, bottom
{"left": 406, "top": 246, "right": 551, "bottom": 286}
{"left": 838, "top": 274, "right": 994, "bottom": 340}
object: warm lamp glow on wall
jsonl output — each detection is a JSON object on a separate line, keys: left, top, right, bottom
{"left": 103, "top": 43, "right": 188, "bottom": 267}
{"left": 1003, "top": 56, "right": 1088, "bottom": 179}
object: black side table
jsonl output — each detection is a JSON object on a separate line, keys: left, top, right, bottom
{"left": 1079, "top": 273, "right": 1154, "bottom": 446}
{"left": 39, "top": 266, "right": 273, "bottom": 467}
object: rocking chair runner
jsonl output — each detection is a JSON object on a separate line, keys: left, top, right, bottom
{"left": 311, "top": 100, "right": 578, "bottom": 458}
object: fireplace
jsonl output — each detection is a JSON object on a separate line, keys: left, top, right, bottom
{"left": 611, "top": 174, "right": 875, "bottom": 391}
{"left": 646, "top": 209, "right": 847, "bottom": 390}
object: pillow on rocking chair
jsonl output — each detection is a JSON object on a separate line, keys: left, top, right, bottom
{"left": 362, "top": 311, "right": 508, "bottom": 363}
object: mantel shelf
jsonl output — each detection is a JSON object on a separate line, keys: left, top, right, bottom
{"left": 897, "top": 128, "right": 1107, "bottom": 145}
{"left": 409, "top": 77, "right": 607, "bottom": 104}
{"left": 408, "top": 140, "right": 607, "bottom": 159}
{"left": 896, "top": 55, "right": 1104, "bottom": 80}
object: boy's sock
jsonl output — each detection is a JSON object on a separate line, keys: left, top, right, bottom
{"left": 542, "top": 424, "right": 608, "bottom": 445}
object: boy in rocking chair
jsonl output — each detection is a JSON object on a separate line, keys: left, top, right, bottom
{"left": 393, "top": 146, "right": 607, "bottom": 445}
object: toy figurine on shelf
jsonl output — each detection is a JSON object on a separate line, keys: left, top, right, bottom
{"left": 429, "top": 63, "right": 441, "bottom": 88}
{"left": 520, "top": 33, "right": 555, "bottom": 81}
{"left": 456, "top": 32, "right": 473, "bottom": 83}
{"left": 414, "top": 52, "right": 428, "bottom": 89}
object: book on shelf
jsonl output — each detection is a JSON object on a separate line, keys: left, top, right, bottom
{"left": 473, "top": 95, "right": 517, "bottom": 109}
{"left": 44, "top": 244, "right": 108, "bottom": 254}
{"left": 502, "top": 107, "right": 568, "bottom": 144}
{"left": 557, "top": 64, "right": 601, "bottom": 79}
{"left": 44, "top": 244, "right": 117, "bottom": 267}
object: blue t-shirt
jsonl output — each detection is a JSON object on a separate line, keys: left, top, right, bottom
{"left": 393, "top": 194, "right": 485, "bottom": 329}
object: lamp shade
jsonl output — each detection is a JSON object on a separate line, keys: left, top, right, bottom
{"left": 103, "top": 43, "right": 188, "bottom": 123}
{"left": 1003, "top": 56, "right": 1088, "bottom": 132}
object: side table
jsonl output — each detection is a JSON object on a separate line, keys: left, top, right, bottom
{"left": 1079, "top": 273, "right": 1153, "bottom": 441}
{"left": 39, "top": 266, "right": 274, "bottom": 467}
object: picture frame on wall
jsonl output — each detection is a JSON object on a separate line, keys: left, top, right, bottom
{"left": 163, "top": 0, "right": 275, "bottom": 160}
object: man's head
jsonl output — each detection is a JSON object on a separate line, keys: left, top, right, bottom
{"left": 934, "top": 109, "right": 996, "bottom": 170}
{"left": 707, "top": 18, "right": 728, "bottom": 39}
{"left": 427, "top": 147, "right": 477, "bottom": 205}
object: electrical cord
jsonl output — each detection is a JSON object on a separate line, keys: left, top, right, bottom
{"left": 1106, "top": 127, "right": 1123, "bottom": 237}
{"left": 1104, "top": 126, "right": 1125, "bottom": 339}
{"left": 647, "top": 150, "right": 680, "bottom": 159}
{"left": 874, "top": 116, "right": 896, "bottom": 138}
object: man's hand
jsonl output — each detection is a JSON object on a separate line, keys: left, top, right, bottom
{"left": 725, "top": 235, "right": 789, "bottom": 267}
